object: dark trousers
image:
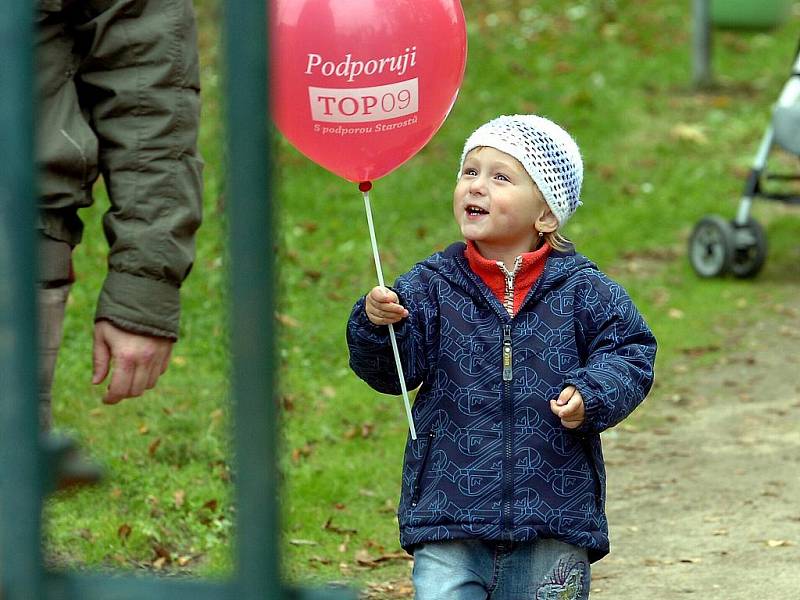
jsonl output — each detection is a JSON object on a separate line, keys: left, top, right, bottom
{"left": 38, "top": 284, "right": 70, "bottom": 431}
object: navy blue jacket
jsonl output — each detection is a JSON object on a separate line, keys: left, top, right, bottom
{"left": 347, "top": 242, "right": 656, "bottom": 562}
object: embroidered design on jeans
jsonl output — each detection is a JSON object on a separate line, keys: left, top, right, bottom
{"left": 535, "top": 557, "right": 586, "bottom": 600}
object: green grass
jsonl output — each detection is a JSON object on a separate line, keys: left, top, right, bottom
{"left": 44, "top": 0, "right": 800, "bottom": 591}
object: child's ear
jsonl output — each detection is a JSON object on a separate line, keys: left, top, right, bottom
{"left": 535, "top": 208, "right": 558, "bottom": 233}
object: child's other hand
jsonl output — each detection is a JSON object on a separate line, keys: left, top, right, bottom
{"left": 365, "top": 286, "right": 409, "bottom": 325}
{"left": 550, "top": 385, "right": 585, "bottom": 429}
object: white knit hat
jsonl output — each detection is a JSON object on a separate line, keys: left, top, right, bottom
{"left": 458, "top": 114, "right": 583, "bottom": 227}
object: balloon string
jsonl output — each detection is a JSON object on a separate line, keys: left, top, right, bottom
{"left": 362, "top": 188, "right": 418, "bottom": 441}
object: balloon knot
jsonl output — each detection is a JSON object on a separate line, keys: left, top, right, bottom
{"left": 358, "top": 181, "right": 373, "bottom": 192}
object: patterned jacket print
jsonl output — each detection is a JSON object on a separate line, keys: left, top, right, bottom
{"left": 347, "top": 242, "right": 657, "bottom": 562}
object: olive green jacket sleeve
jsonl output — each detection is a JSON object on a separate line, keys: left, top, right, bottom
{"left": 76, "top": 0, "right": 203, "bottom": 339}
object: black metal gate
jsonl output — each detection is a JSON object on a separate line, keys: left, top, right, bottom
{"left": 0, "top": 2, "right": 355, "bottom": 598}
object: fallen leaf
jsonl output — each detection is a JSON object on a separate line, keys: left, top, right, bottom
{"left": 153, "top": 544, "right": 171, "bottom": 561}
{"left": 709, "top": 95, "right": 732, "bottom": 108}
{"left": 174, "top": 489, "right": 186, "bottom": 508}
{"left": 681, "top": 345, "right": 720, "bottom": 358}
{"left": 554, "top": 61, "right": 574, "bottom": 74}
{"left": 202, "top": 499, "right": 219, "bottom": 512}
{"left": 668, "top": 308, "right": 684, "bottom": 319}
{"left": 364, "top": 581, "right": 415, "bottom": 599}
{"left": 670, "top": 123, "right": 708, "bottom": 145}
{"left": 282, "top": 395, "right": 296, "bottom": 412}
{"left": 148, "top": 437, "right": 162, "bottom": 456}
{"left": 356, "top": 550, "right": 412, "bottom": 567}
{"left": 304, "top": 269, "right": 322, "bottom": 282}
{"left": 642, "top": 558, "right": 664, "bottom": 567}
{"left": 138, "top": 424, "right": 150, "bottom": 435}
{"left": 343, "top": 422, "right": 375, "bottom": 440}
{"left": 597, "top": 164, "right": 617, "bottom": 180}
{"left": 323, "top": 517, "right": 358, "bottom": 535}
{"left": 355, "top": 549, "right": 374, "bottom": 566}
{"left": 291, "top": 443, "right": 315, "bottom": 464}
{"left": 275, "top": 312, "right": 301, "bottom": 328}
{"left": 289, "top": 539, "right": 318, "bottom": 546}
{"left": 117, "top": 523, "right": 132, "bottom": 542}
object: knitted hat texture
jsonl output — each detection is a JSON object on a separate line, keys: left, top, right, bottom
{"left": 458, "top": 114, "right": 583, "bottom": 226}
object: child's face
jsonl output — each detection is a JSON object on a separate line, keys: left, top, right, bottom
{"left": 453, "top": 147, "right": 553, "bottom": 257}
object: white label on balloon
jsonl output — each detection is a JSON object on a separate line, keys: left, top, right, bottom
{"left": 308, "top": 78, "right": 419, "bottom": 123}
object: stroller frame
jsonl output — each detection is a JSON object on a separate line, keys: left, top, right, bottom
{"left": 689, "top": 37, "right": 800, "bottom": 278}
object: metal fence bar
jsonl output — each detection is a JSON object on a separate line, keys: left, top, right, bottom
{"left": 0, "top": 0, "right": 45, "bottom": 597}
{"left": 692, "top": 0, "right": 713, "bottom": 88}
{"left": 44, "top": 574, "right": 236, "bottom": 600}
{"left": 0, "top": 0, "right": 357, "bottom": 596}
{"left": 222, "top": 1, "right": 280, "bottom": 598}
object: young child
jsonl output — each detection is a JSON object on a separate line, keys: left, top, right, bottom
{"left": 347, "top": 114, "right": 657, "bottom": 599}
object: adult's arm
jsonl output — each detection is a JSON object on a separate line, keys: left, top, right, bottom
{"left": 75, "top": 0, "right": 203, "bottom": 338}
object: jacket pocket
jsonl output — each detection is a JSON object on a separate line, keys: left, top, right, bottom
{"left": 410, "top": 431, "right": 435, "bottom": 507}
{"left": 581, "top": 438, "right": 605, "bottom": 510}
{"left": 37, "top": 81, "right": 100, "bottom": 205}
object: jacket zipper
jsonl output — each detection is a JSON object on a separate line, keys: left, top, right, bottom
{"left": 502, "top": 325, "right": 513, "bottom": 381}
{"left": 502, "top": 324, "right": 513, "bottom": 536}
{"left": 410, "top": 431, "right": 435, "bottom": 507}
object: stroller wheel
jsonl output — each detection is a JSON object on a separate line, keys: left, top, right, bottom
{"left": 729, "top": 218, "right": 767, "bottom": 278}
{"left": 688, "top": 215, "right": 734, "bottom": 277}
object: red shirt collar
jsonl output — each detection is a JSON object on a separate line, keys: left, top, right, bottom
{"left": 464, "top": 240, "right": 551, "bottom": 315}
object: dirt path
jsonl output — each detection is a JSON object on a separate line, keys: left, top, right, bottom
{"left": 364, "top": 307, "right": 800, "bottom": 599}
{"left": 592, "top": 308, "right": 800, "bottom": 598}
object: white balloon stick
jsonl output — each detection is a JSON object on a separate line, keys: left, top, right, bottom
{"left": 361, "top": 188, "right": 418, "bottom": 441}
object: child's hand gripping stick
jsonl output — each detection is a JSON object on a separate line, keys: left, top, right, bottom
{"left": 361, "top": 183, "right": 418, "bottom": 440}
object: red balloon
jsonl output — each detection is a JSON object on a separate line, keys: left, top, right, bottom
{"left": 270, "top": 0, "right": 467, "bottom": 183}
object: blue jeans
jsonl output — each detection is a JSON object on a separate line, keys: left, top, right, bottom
{"left": 412, "top": 539, "right": 590, "bottom": 600}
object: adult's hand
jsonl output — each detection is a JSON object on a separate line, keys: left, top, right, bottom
{"left": 92, "top": 320, "right": 174, "bottom": 404}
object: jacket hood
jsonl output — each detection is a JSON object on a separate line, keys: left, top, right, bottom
{"left": 419, "top": 241, "right": 597, "bottom": 313}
